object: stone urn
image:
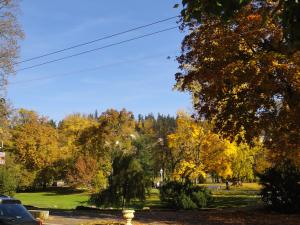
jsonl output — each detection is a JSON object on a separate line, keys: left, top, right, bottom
{"left": 122, "top": 209, "right": 135, "bottom": 225}
{"left": 28, "top": 210, "right": 49, "bottom": 221}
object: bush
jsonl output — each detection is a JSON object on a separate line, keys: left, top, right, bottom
{"left": 90, "top": 188, "right": 122, "bottom": 208}
{"left": 0, "top": 167, "right": 17, "bottom": 196}
{"left": 160, "top": 181, "right": 212, "bottom": 209}
{"left": 191, "top": 191, "right": 207, "bottom": 208}
{"left": 176, "top": 193, "right": 197, "bottom": 209}
{"left": 259, "top": 161, "right": 300, "bottom": 212}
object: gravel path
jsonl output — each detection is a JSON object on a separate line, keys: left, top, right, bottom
{"left": 43, "top": 208, "right": 300, "bottom": 225}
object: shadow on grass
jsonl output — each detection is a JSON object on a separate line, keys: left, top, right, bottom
{"left": 19, "top": 187, "right": 87, "bottom": 195}
{"left": 209, "top": 195, "right": 261, "bottom": 208}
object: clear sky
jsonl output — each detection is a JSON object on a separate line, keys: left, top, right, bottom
{"left": 7, "top": 0, "right": 191, "bottom": 121}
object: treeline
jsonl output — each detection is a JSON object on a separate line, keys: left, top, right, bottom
{"left": 0, "top": 103, "right": 270, "bottom": 195}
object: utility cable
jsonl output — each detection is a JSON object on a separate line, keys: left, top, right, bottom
{"left": 10, "top": 51, "right": 176, "bottom": 85}
{"left": 14, "top": 15, "right": 179, "bottom": 64}
{"left": 16, "top": 26, "right": 178, "bottom": 72}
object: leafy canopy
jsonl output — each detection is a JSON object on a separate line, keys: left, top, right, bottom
{"left": 176, "top": 2, "right": 300, "bottom": 164}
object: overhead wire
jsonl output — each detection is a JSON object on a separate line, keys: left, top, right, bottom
{"left": 16, "top": 26, "right": 179, "bottom": 72}
{"left": 14, "top": 15, "right": 179, "bottom": 64}
{"left": 11, "top": 25, "right": 267, "bottom": 85}
{"left": 10, "top": 51, "right": 176, "bottom": 85}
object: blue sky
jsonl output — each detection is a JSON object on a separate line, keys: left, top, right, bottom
{"left": 8, "top": 0, "right": 191, "bottom": 121}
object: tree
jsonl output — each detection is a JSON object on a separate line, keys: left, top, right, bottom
{"left": 175, "top": 2, "right": 300, "bottom": 165}
{"left": 168, "top": 112, "right": 267, "bottom": 182}
{"left": 78, "top": 109, "right": 136, "bottom": 170}
{"left": 200, "top": 133, "right": 235, "bottom": 180}
{"left": 230, "top": 136, "right": 260, "bottom": 182}
{"left": 58, "top": 113, "right": 96, "bottom": 159}
{"left": 0, "top": 99, "right": 11, "bottom": 148}
{"left": 135, "top": 114, "right": 176, "bottom": 181}
{"left": 90, "top": 154, "right": 150, "bottom": 208}
{"left": 259, "top": 160, "right": 300, "bottom": 212}
{"left": 0, "top": 153, "right": 20, "bottom": 196}
{"left": 179, "top": 0, "right": 300, "bottom": 51}
{"left": 0, "top": 0, "right": 23, "bottom": 91}
{"left": 167, "top": 111, "right": 207, "bottom": 181}
{"left": 12, "top": 109, "right": 60, "bottom": 187}
{"left": 133, "top": 135, "right": 155, "bottom": 180}
{"left": 67, "top": 154, "right": 98, "bottom": 187}
{"left": 152, "top": 114, "right": 177, "bottom": 179}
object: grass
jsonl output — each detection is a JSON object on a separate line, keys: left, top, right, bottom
{"left": 203, "top": 183, "right": 262, "bottom": 208}
{"left": 15, "top": 188, "right": 90, "bottom": 209}
{"left": 14, "top": 183, "right": 262, "bottom": 210}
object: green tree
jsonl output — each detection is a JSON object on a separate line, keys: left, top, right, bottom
{"left": 90, "top": 154, "right": 150, "bottom": 208}
{"left": 152, "top": 114, "right": 176, "bottom": 180}
{"left": 0, "top": 153, "right": 22, "bottom": 196}
{"left": 133, "top": 135, "right": 155, "bottom": 180}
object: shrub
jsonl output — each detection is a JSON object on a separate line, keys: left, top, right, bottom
{"left": 0, "top": 167, "right": 17, "bottom": 196}
{"left": 160, "top": 181, "right": 184, "bottom": 203}
{"left": 90, "top": 189, "right": 122, "bottom": 208}
{"left": 160, "top": 181, "right": 211, "bottom": 209}
{"left": 191, "top": 191, "right": 207, "bottom": 208}
{"left": 259, "top": 161, "right": 300, "bottom": 212}
{"left": 176, "top": 193, "right": 197, "bottom": 209}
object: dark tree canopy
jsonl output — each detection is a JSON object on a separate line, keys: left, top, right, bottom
{"left": 176, "top": 1, "right": 300, "bottom": 164}
{"left": 180, "top": 0, "right": 300, "bottom": 51}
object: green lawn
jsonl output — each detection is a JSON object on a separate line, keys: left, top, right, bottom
{"left": 202, "top": 183, "right": 262, "bottom": 208}
{"left": 15, "top": 188, "right": 90, "bottom": 209}
{"left": 14, "top": 183, "right": 262, "bottom": 210}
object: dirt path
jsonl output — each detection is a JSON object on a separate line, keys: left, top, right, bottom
{"left": 43, "top": 208, "right": 300, "bottom": 225}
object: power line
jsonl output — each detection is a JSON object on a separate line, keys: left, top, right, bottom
{"left": 10, "top": 51, "right": 176, "bottom": 85}
{"left": 16, "top": 26, "right": 267, "bottom": 73}
{"left": 16, "top": 26, "right": 178, "bottom": 72}
{"left": 15, "top": 15, "right": 179, "bottom": 64}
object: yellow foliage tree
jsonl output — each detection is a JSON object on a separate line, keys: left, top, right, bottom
{"left": 168, "top": 112, "right": 267, "bottom": 182}
{"left": 201, "top": 134, "right": 235, "bottom": 179}
{"left": 168, "top": 111, "right": 207, "bottom": 181}
{"left": 58, "top": 113, "right": 97, "bottom": 158}
{"left": 12, "top": 109, "right": 59, "bottom": 171}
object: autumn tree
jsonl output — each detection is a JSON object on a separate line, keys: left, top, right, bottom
{"left": 178, "top": 0, "right": 300, "bottom": 50}
{"left": 67, "top": 154, "right": 99, "bottom": 188}
{"left": 78, "top": 109, "right": 136, "bottom": 160}
{"left": 168, "top": 111, "right": 208, "bottom": 182}
{"left": 176, "top": 1, "right": 300, "bottom": 165}
{"left": 0, "top": 0, "right": 23, "bottom": 91}
{"left": 11, "top": 109, "right": 60, "bottom": 187}
{"left": 200, "top": 133, "right": 234, "bottom": 180}
{"left": 74, "top": 109, "right": 136, "bottom": 188}
{"left": 58, "top": 113, "right": 96, "bottom": 159}
{"left": 168, "top": 112, "right": 265, "bottom": 183}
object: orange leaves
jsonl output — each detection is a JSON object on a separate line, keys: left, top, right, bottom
{"left": 176, "top": 1, "right": 300, "bottom": 158}
{"left": 247, "top": 14, "right": 262, "bottom": 22}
